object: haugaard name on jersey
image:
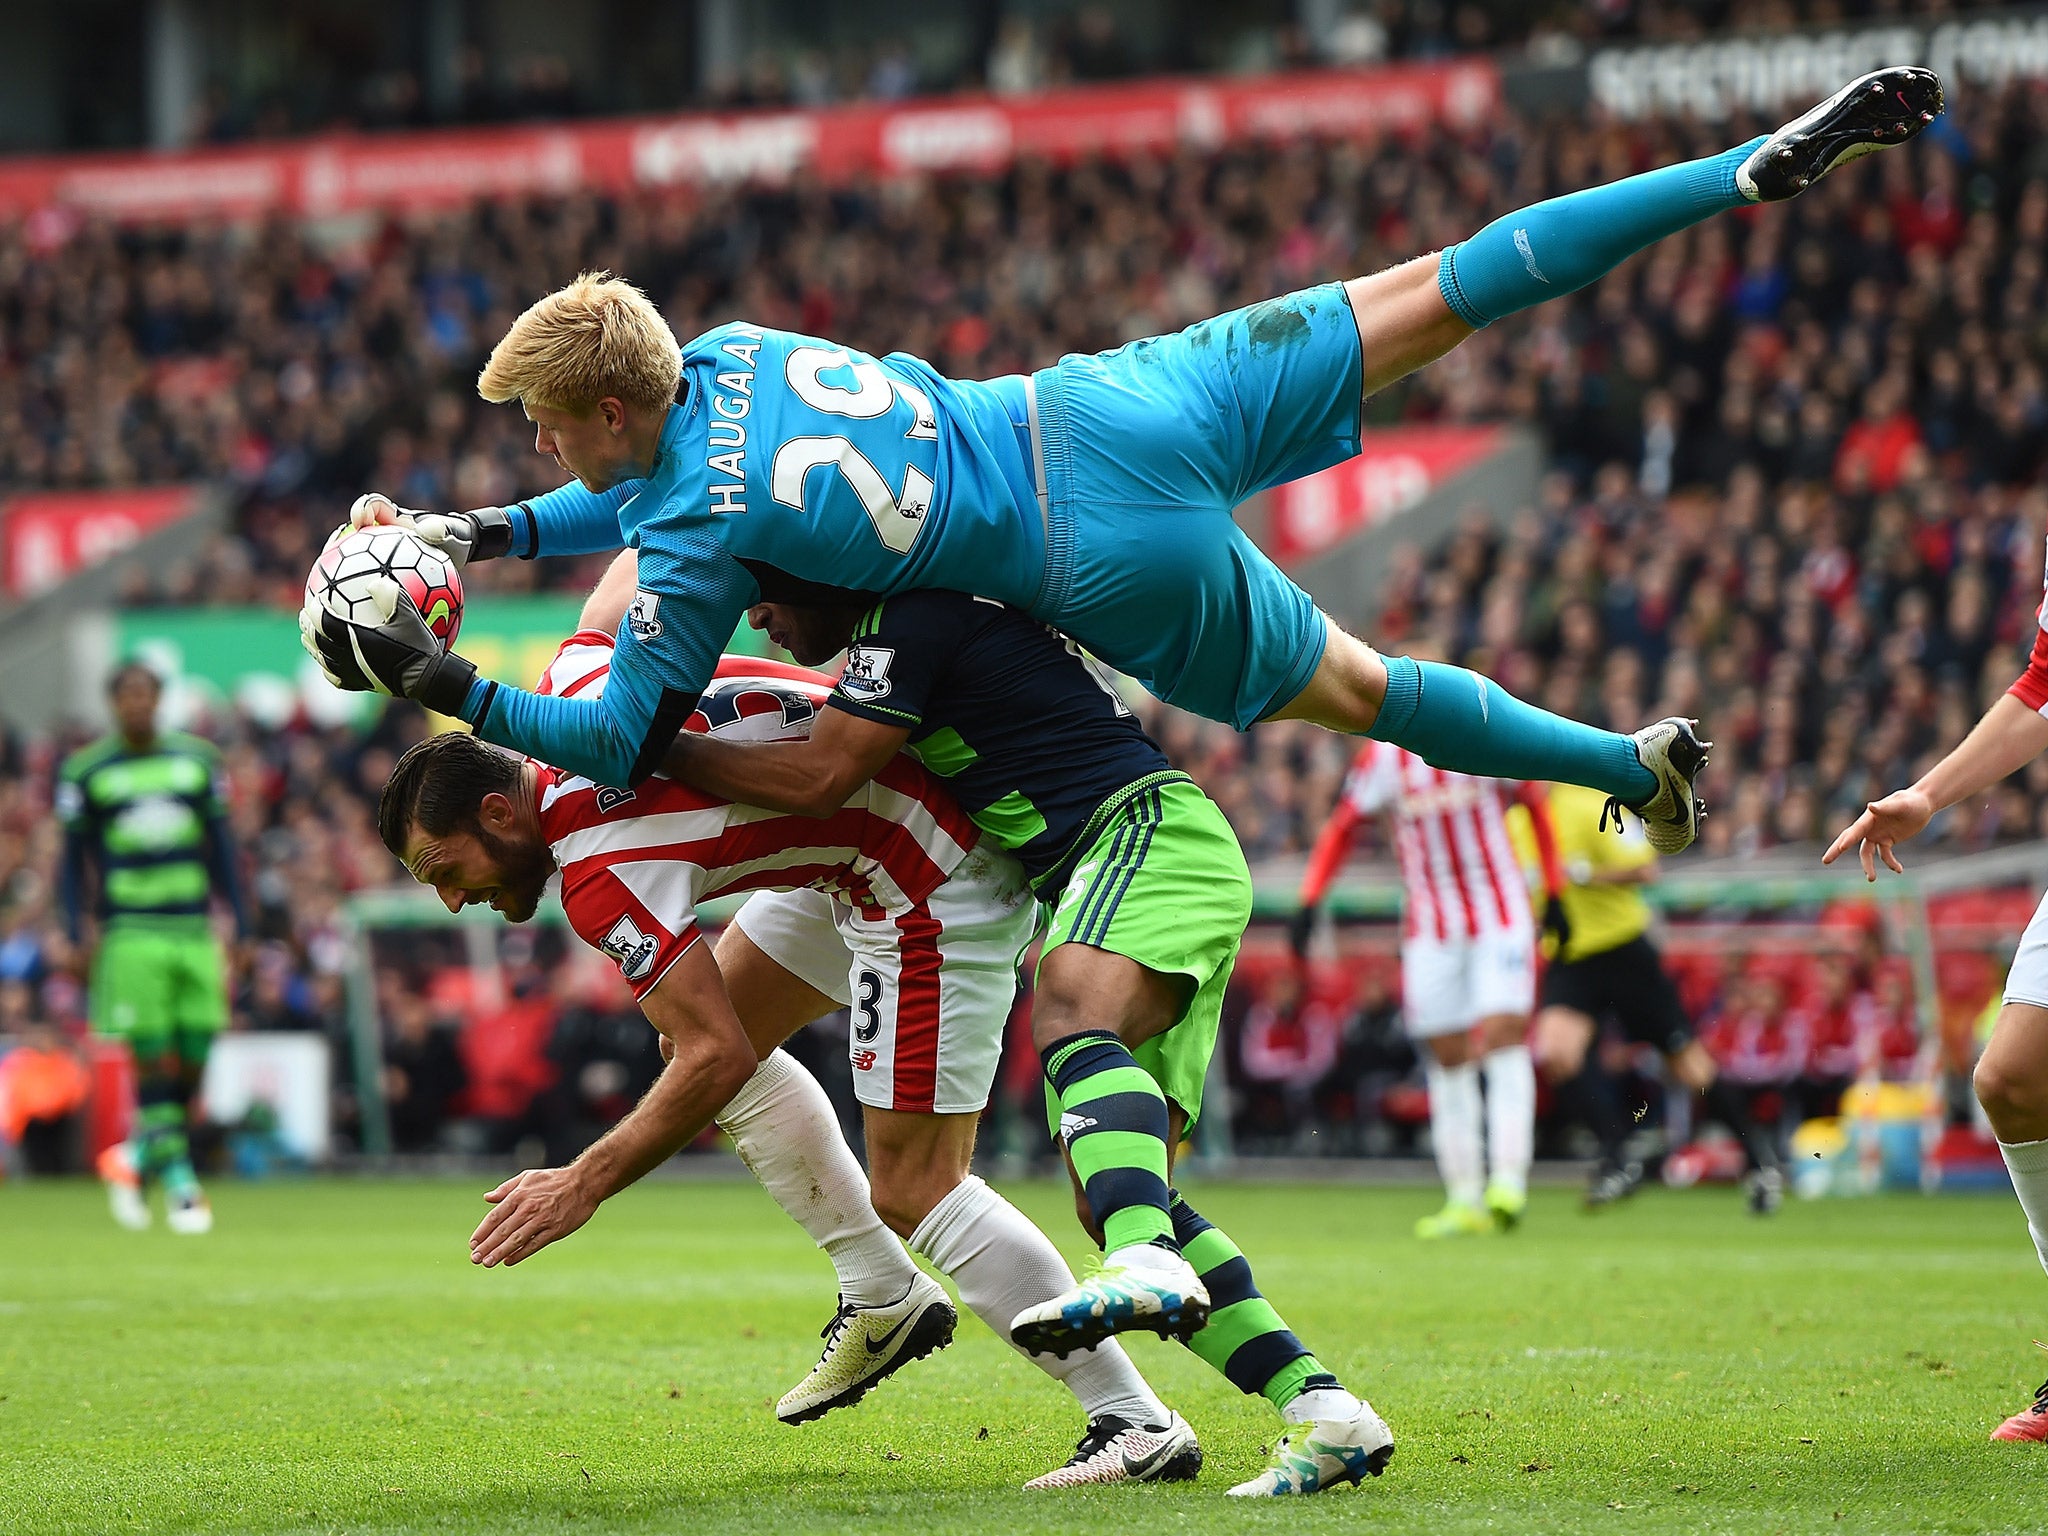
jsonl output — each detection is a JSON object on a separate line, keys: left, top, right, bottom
{"left": 705, "top": 324, "right": 764, "bottom": 516}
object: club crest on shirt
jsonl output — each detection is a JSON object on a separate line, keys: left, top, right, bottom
{"left": 626, "top": 590, "right": 663, "bottom": 642}
{"left": 601, "top": 914, "right": 659, "bottom": 981}
{"left": 838, "top": 645, "right": 895, "bottom": 702}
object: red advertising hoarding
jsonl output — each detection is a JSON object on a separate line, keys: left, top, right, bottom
{"left": 2, "top": 486, "right": 206, "bottom": 599}
{"left": 0, "top": 61, "right": 1498, "bottom": 223}
{"left": 1268, "top": 425, "right": 1504, "bottom": 566}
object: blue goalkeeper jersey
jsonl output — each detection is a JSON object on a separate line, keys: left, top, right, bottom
{"left": 462, "top": 322, "right": 1047, "bottom": 785}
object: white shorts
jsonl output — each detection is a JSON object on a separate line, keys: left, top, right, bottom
{"left": 2006, "top": 888, "right": 2048, "bottom": 1009}
{"left": 1401, "top": 926, "right": 1537, "bottom": 1038}
{"left": 730, "top": 841, "right": 1037, "bottom": 1114}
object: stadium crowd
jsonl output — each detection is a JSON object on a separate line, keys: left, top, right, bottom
{"left": 3, "top": 64, "right": 2044, "bottom": 1159}
{"left": 144, "top": 3, "right": 1984, "bottom": 147}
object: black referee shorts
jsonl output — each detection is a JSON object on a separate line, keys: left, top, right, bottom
{"left": 1538, "top": 935, "right": 1694, "bottom": 1058}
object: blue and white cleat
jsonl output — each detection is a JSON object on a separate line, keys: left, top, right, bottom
{"left": 1226, "top": 1398, "right": 1396, "bottom": 1496}
{"left": 1009, "top": 1241, "right": 1209, "bottom": 1358}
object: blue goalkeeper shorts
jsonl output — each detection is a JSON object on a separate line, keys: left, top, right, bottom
{"left": 1017, "top": 282, "right": 1363, "bottom": 730}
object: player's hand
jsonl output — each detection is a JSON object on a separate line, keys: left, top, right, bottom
{"left": 348, "top": 494, "right": 513, "bottom": 568}
{"left": 1287, "top": 905, "right": 1317, "bottom": 961}
{"left": 1822, "top": 786, "right": 1932, "bottom": 882}
{"left": 300, "top": 577, "right": 477, "bottom": 714}
{"left": 1541, "top": 895, "right": 1573, "bottom": 949}
{"left": 470, "top": 1166, "right": 600, "bottom": 1267}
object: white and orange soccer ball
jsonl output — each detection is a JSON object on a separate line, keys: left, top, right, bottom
{"left": 305, "top": 524, "right": 464, "bottom": 651}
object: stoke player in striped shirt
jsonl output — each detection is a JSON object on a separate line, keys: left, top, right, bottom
{"left": 375, "top": 562, "right": 1202, "bottom": 1486}
{"left": 1293, "top": 739, "right": 1562, "bottom": 1238}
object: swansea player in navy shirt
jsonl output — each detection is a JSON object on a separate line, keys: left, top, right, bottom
{"left": 664, "top": 584, "right": 1396, "bottom": 1496}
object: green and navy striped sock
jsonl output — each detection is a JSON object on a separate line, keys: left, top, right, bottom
{"left": 1171, "top": 1193, "right": 1338, "bottom": 1410}
{"left": 135, "top": 1098, "right": 190, "bottom": 1185}
{"left": 1043, "top": 1030, "right": 1175, "bottom": 1253}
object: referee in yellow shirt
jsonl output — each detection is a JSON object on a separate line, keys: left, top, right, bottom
{"left": 1522, "top": 783, "right": 1784, "bottom": 1214}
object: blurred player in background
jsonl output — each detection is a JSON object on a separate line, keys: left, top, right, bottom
{"left": 1826, "top": 535, "right": 2048, "bottom": 1442}
{"left": 1530, "top": 784, "right": 1783, "bottom": 1214}
{"left": 58, "top": 663, "right": 249, "bottom": 1233}
{"left": 312, "top": 68, "right": 1945, "bottom": 856}
{"left": 1292, "top": 742, "right": 1561, "bottom": 1238}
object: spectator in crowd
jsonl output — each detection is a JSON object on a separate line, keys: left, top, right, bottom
{"left": 1237, "top": 966, "right": 1347, "bottom": 1144}
{"left": 380, "top": 986, "right": 467, "bottom": 1153}
{"left": 0, "top": 1014, "right": 93, "bottom": 1175}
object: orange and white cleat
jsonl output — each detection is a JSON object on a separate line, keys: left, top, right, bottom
{"left": 1991, "top": 1374, "right": 2048, "bottom": 1443}
{"left": 97, "top": 1143, "right": 151, "bottom": 1231}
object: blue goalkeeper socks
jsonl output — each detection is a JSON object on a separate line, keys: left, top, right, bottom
{"left": 1438, "top": 137, "right": 1766, "bottom": 328}
{"left": 1370, "top": 656, "right": 1654, "bottom": 803}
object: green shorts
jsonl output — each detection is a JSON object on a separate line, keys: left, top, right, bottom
{"left": 91, "top": 921, "right": 227, "bottom": 1065}
{"left": 1040, "top": 776, "right": 1252, "bottom": 1136}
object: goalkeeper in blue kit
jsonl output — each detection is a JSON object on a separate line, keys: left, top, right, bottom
{"left": 304, "top": 68, "right": 1940, "bottom": 851}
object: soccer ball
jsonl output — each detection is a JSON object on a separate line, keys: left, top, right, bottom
{"left": 305, "top": 525, "right": 464, "bottom": 649}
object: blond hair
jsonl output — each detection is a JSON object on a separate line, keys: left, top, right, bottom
{"left": 477, "top": 272, "right": 682, "bottom": 415}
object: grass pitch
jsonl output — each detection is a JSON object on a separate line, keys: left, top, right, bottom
{"left": 2, "top": 1175, "right": 2043, "bottom": 1535}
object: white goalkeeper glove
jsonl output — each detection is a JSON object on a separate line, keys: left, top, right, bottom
{"left": 347, "top": 493, "right": 515, "bottom": 568}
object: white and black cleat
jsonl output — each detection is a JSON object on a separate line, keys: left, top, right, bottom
{"left": 1616, "top": 717, "right": 1710, "bottom": 856}
{"left": 1023, "top": 1410, "right": 1203, "bottom": 1489}
{"left": 1584, "top": 1158, "right": 1645, "bottom": 1209}
{"left": 1744, "top": 1165, "right": 1785, "bottom": 1217}
{"left": 776, "top": 1271, "right": 957, "bottom": 1425}
{"left": 1737, "top": 67, "right": 1944, "bottom": 203}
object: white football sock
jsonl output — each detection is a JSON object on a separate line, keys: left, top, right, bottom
{"left": 911, "top": 1174, "right": 1166, "bottom": 1426}
{"left": 1482, "top": 1044, "right": 1536, "bottom": 1198}
{"left": 1997, "top": 1137, "right": 2048, "bottom": 1278}
{"left": 1283, "top": 1385, "right": 1365, "bottom": 1425}
{"left": 1425, "top": 1059, "right": 1486, "bottom": 1209}
{"left": 716, "top": 1050, "right": 917, "bottom": 1309}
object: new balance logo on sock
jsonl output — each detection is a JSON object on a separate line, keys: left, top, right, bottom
{"left": 1059, "top": 1111, "right": 1099, "bottom": 1143}
{"left": 1513, "top": 228, "right": 1547, "bottom": 283}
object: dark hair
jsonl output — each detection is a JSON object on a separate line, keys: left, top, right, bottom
{"left": 106, "top": 661, "right": 161, "bottom": 697}
{"left": 378, "top": 732, "right": 525, "bottom": 857}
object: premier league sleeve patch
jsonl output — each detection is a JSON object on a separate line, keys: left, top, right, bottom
{"left": 626, "top": 590, "right": 664, "bottom": 642}
{"left": 838, "top": 645, "right": 895, "bottom": 702}
{"left": 600, "top": 914, "right": 660, "bottom": 981}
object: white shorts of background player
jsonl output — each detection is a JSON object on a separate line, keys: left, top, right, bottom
{"left": 1400, "top": 925, "right": 1538, "bottom": 1039}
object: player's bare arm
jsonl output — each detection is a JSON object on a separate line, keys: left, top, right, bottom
{"left": 1825, "top": 695, "right": 2048, "bottom": 882}
{"left": 664, "top": 705, "right": 907, "bottom": 818}
{"left": 469, "top": 939, "right": 756, "bottom": 1267}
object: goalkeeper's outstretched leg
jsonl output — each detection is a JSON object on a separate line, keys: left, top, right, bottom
{"left": 1047, "top": 69, "right": 1937, "bottom": 854}
{"left": 1310, "top": 67, "right": 1942, "bottom": 812}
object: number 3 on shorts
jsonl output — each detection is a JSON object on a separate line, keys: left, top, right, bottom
{"left": 853, "top": 967, "right": 883, "bottom": 1044}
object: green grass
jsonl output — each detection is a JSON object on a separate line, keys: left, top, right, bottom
{"left": 2, "top": 1176, "right": 2044, "bottom": 1535}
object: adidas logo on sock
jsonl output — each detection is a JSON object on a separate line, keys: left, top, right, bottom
{"left": 1058, "top": 1111, "right": 1099, "bottom": 1143}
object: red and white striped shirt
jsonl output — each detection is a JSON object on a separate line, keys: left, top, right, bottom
{"left": 2009, "top": 532, "right": 2048, "bottom": 714}
{"left": 1338, "top": 742, "right": 1532, "bottom": 943}
{"left": 533, "top": 634, "right": 980, "bottom": 999}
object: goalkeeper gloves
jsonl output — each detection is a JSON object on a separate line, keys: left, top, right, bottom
{"left": 300, "top": 578, "right": 478, "bottom": 715}
{"left": 348, "top": 494, "right": 514, "bottom": 568}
